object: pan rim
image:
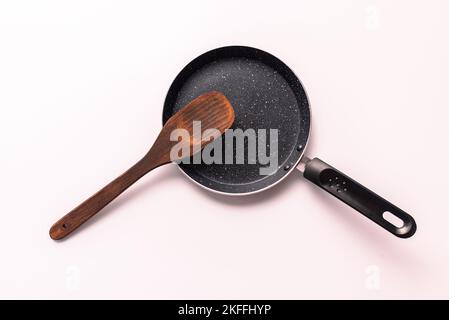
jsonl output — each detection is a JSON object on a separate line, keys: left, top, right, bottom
{"left": 163, "top": 45, "right": 311, "bottom": 196}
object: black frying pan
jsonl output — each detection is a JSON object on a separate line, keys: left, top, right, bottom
{"left": 163, "top": 46, "right": 417, "bottom": 238}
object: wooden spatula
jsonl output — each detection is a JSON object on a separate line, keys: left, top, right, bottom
{"left": 50, "top": 91, "right": 235, "bottom": 240}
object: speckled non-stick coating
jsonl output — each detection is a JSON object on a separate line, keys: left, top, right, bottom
{"left": 163, "top": 46, "right": 310, "bottom": 194}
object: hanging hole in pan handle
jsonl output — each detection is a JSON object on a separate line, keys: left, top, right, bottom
{"left": 383, "top": 211, "right": 404, "bottom": 228}
{"left": 303, "top": 157, "right": 417, "bottom": 238}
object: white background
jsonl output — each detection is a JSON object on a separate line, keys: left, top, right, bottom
{"left": 1, "top": 0, "right": 448, "bottom": 299}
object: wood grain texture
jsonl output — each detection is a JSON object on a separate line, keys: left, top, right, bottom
{"left": 49, "top": 91, "right": 234, "bottom": 240}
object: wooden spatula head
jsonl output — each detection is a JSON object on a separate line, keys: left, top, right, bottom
{"left": 166, "top": 91, "right": 235, "bottom": 136}
{"left": 149, "top": 91, "right": 235, "bottom": 165}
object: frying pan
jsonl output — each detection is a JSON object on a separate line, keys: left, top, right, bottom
{"left": 163, "top": 46, "right": 417, "bottom": 238}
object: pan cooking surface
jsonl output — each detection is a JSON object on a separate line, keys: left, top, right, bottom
{"left": 163, "top": 47, "right": 310, "bottom": 194}
{"left": 172, "top": 58, "right": 299, "bottom": 183}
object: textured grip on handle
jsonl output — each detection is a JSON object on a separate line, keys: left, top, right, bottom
{"left": 303, "top": 158, "right": 417, "bottom": 238}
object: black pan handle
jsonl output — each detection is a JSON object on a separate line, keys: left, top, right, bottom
{"left": 302, "top": 157, "right": 416, "bottom": 238}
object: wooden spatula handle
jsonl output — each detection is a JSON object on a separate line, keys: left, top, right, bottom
{"left": 50, "top": 156, "right": 157, "bottom": 240}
